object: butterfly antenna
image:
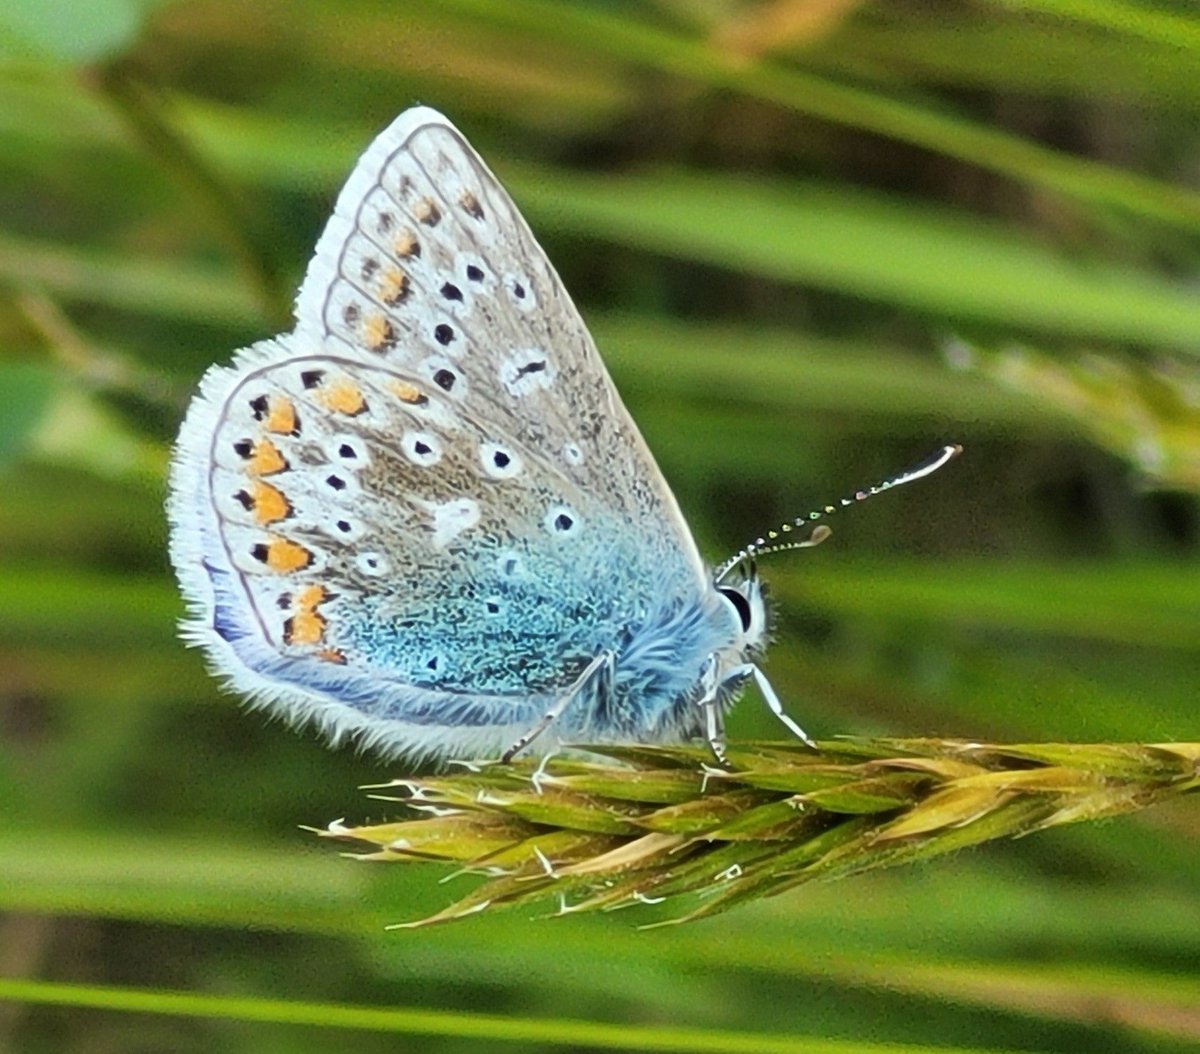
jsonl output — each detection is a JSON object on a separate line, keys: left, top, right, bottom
{"left": 713, "top": 444, "right": 962, "bottom": 583}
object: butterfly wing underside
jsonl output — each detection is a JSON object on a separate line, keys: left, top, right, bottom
{"left": 168, "top": 107, "right": 708, "bottom": 758}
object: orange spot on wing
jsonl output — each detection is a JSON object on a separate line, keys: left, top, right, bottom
{"left": 252, "top": 481, "right": 291, "bottom": 524}
{"left": 247, "top": 439, "right": 287, "bottom": 476}
{"left": 317, "top": 378, "right": 367, "bottom": 416}
{"left": 393, "top": 231, "right": 420, "bottom": 258}
{"left": 388, "top": 380, "right": 427, "bottom": 405}
{"left": 362, "top": 314, "right": 397, "bottom": 352}
{"left": 459, "top": 190, "right": 483, "bottom": 219}
{"left": 284, "top": 609, "right": 325, "bottom": 645}
{"left": 294, "top": 584, "right": 328, "bottom": 611}
{"left": 265, "top": 395, "right": 297, "bottom": 434}
{"left": 413, "top": 198, "right": 441, "bottom": 226}
{"left": 378, "top": 268, "right": 410, "bottom": 305}
{"left": 263, "top": 537, "right": 312, "bottom": 573}
{"left": 283, "top": 583, "right": 331, "bottom": 646}
{"left": 316, "top": 648, "right": 347, "bottom": 665}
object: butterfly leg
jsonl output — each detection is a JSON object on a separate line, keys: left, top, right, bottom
{"left": 695, "top": 655, "right": 730, "bottom": 766}
{"left": 732, "top": 663, "right": 817, "bottom": 748}
{"left": 501, "top": 650, "right": 616, "bottom": 763}
{"left": 701, "top": 694, "right": 729, "bottom": 767}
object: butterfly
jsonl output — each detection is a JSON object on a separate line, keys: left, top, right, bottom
{"left": 168, "top": 106, "right": 958, "bottom": 765}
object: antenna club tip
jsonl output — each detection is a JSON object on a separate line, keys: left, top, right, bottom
{"left": 715, "top": 443, "right": 960, "bottom": 579}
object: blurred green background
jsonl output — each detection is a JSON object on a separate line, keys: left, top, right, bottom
{"left": 1, "top": 1, "right": 1198, "bottom": 1051}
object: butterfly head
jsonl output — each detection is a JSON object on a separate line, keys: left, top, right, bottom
{"left": 713, "top": 561, "right": 769, "bottom": 659}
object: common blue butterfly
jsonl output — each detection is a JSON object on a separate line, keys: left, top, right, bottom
{"left": 168, "top": 107, "right": 958, "bottom": 764}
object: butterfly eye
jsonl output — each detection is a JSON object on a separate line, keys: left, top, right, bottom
{"left": 717, "top": 586, "right": 754, "bottom": 633}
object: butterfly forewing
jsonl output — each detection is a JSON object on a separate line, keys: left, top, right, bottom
{"left": 169, "top": 107, "right": 712, "bottom": 757}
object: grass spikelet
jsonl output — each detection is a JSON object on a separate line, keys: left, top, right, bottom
{"left": 320, "top": 738, "right": 1199, "bottom": 927}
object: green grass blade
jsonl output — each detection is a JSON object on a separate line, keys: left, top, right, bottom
{"left": 0, "top": 978, "right": 1024, "bottom": 1053}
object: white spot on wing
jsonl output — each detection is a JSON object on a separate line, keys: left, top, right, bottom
{"left": 499, "top": 350, "right": 554, "bottom": 397}
{"left": 323, "top": 435, "right": 370, "bottom": 466}
{"left": 456, "top": 252, "right": 493, "bottom": 289}
{"left": 544, "top": 505, "right": 581, "bottom": 537}
{"left": 496, "top": 551, "right": 524, "bottom": 578}
{"left": 328, "top": 514, "right": 365, "bottom": 541}
{"left": 355, "top": 551, "right": 390, "bottom": 576}
{"left": 479, "top": 442, "right": 522, "bottom": 479}
{"left": 420, "top": 357, "right": 465, "bottom": 399}
{"left": 430, "top": 498, "right": 479, "bottom": 548}
{"left": 503, "top": 272, "right": 537, "bottom": 311}
{"left": 320, "top": 468, "right": 359, "bottom": 500}
{"left": 402, "top": 431, "right": 442, "bottom": 466}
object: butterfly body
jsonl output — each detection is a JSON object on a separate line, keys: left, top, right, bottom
{"left": 169, "top": 107, "right": 770, "bottom": 762}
